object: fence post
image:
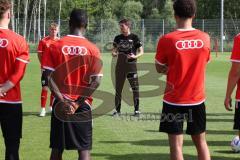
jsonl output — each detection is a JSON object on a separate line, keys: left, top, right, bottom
{"left": 100, "top": 19, "right": 103, "bottom": 53}
{"left": 220, "top": 0, "right": 224, "bottom": 53}
{"left": 141, "top": 19, "right": 145, "bottom": 49}
{"left": 163, "top": 19, "right": 165, "bottom": 35}
{"left": 58, "top": 0, "right": 62, "bottom": 37}
{"left": 202, "top": 19, "right": 205, "bottom": 32}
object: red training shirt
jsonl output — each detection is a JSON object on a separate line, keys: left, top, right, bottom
{"left": 0, "top": 27, "right": 30, "bottom": 104}
{"left": 155, "top": 28, "right": 210, "bottom": 106}
{"left": 42, "top": 35, "right": 103, "bottom": 106}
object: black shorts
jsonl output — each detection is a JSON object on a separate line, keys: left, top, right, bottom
{"left": 234, "top": 102, "right": 240, "bottom": 130}
{"left": 41, "top": 70, "right": 48, "bottom": 87}
{"left": 50, "top": 101, "right": 93, "bottom": 150}
{"left": 159, "top": 102, "right": 206, "bottom": 135}
{"left": 0, "top": 103, "right": 22, "bottom": 140}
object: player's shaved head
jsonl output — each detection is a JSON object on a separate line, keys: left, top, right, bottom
{"left": 173, "top": 0, "right": 196, "bottom": 19}
{"left": 0, "top": 0, "right": 11, "bottom": 19}
{"left": 69, "top": 9, "right": 88, "bottom": 29}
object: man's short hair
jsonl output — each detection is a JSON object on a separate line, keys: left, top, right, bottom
{"left": 173, "top": 0, "right": 196, "bottom": 19}
{"left": 69, "top": 9, "right": 88, "bottom": 29}
{"left": 0, "top": 0, "right": 11, "bottom": 19}
{"left": 50, "top": 23, "right": 59, "bottom": 29}
{"left": 119, "top": 19, "right": 131, "bottom": 28}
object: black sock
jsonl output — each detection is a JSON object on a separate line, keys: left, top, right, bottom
{"left": 134, "top": 99, "right": 139, "bottom": 112}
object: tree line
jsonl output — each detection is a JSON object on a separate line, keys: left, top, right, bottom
{"left": 10, "top": 0, "right": 240, "bottom": 41}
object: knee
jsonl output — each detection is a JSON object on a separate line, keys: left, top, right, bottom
{"left": 192, "top": 133, "right": 207, "bottom": 147}
{"left": 4, "top": 138, "right": 20, "bottom": 149}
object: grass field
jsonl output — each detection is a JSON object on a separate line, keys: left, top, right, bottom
{"left": 0, "top": 53, "right": 239, "bottom": 160}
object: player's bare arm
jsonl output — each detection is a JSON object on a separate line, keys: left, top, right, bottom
{"left": 155, "top": 62, "right": 168, "bottom": 75}
{"left": 225, "top": 62, "right": 240, "bottom": 111}
{"left": 67, "top": 76, "right": 102, "bottom": 114}
{"left": 43, "top": 69, "right": 64, "bottom": 102}
{"left": 112, "top": 47, "right": 118, "bottom": 57}
{"left": 128, "top": 46, "right": 144, "bottom": 59}
{"left": 0, "top": 81, "right": 14, "bottom": 97}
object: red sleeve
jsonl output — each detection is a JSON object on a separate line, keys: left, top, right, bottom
{"left": 38, "top": 40, "right": 44, "bottom": 54}
{"left": 42, "top": 44, "right": 55, "bottom": 71}
{"left": 90, "top": 47, "right": 103, "bottom": 77}
{"left": 205, "top": 34, "right": 211, "bottom": 63}
{"left": 231, "top": 35, "right": 240, "bottom": 62}
{"left": 155, "top": 37, "right": 168, "bottom": 65}
{"left": 9, "top": 40, "right": 30, "bottom": 85}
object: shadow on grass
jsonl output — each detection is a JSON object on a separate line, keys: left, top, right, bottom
{"left": 145, "top": 130, "right": 236, "bottom": 135}
{"left": 23, "top": 112, "right": 51, "bottom": 117}
{"left": 100, "top": 139, "right": 229, "bottom": 146}
{"left": 215, "top": 150, "right": 237, "bottom": 154}
{"left": 207, "top": 113, "right": 233, "bottom": 117}
{"left": 207, "top": 118, "right": 233, "bottom": 122}
{"left": 92, "top": 153, "right": 238, "bottom": 160}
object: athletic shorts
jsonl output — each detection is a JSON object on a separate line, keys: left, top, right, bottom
{"left": 50, "top": 101, "right": 93, "bottom": 150}
{"left": 234, "top": 102, "right": 240, "bottom": 130}
{"left": 41, "top": 69, "right": 48, "bottom": 87}
{"left": 0, "top": 103, "right": 22, "bottom": 140}
{"left": 159, "top": 102, "right": 206, "bottom": 135}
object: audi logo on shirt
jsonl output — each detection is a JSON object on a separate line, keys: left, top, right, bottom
{"left": 62, "top": 46, "right": 88, "bottom": 56}
{"left": 0, "top": 38, "right": 8, "bottom": 48}
{"left": 176, "top": 39, "right": 204, "bottom": 50}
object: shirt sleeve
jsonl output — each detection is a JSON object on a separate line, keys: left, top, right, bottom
{"left": 231, "top": 36, "right": 240, "bottom": 62}
{"left": 134, "top": 35, "right": 143, "bottom": 49}
{"left": 42, "top": 44, "right": 55, "bottom": 71}
{"left": 9, "top": 40, "right": 30, "bottom": 85}
{"left": 90, "top": 47, "right": 103, "bottom": 77}
{"left": 155, "top": 37, "right": 168, "bottom": 65}
{"left": 16, "top": 40, "right": 30, "bottom": 64}
{"left": 37, "top": 40, "right": 44, "bottom": 53}
{"left": 113, "top": 36, "right": 118, "bottom": 48}
{"left": 205, "top": 34, "right": 211, "bottom": 63}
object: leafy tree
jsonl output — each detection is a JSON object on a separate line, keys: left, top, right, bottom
{"left": 149, "top": 8, "right": 161, "bottom": 19}
{"left": 121, "top": 1, "right": 143, "bottom": 20}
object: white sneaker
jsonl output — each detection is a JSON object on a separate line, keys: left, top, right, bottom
{"left": 48, "top": 107, "right": 52, "bottom": 113}
{"left": 133, "top": 110, "right": 141, "bottom": 117}
{"left": 39, "top": 108, "right": 46, "bottom": 117}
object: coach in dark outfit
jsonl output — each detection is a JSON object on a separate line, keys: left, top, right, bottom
{"left": 112, "top": 19, "right": 144, "bottom": 116}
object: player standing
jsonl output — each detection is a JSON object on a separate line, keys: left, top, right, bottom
{"left": 112, "top": 19, "right": 144, "bottom": 116}
{"left": 0, "top": 0, "right": 29, "bottom": 159}
{"left": 224, "top": 34, "right": 240, "bottom": 139}
{"left": 42, "top": 9, "right": 102, "bottom": 160}
{"left": 155, "top": 0, "right": 211, "bottom": 160}
{"left": 37, "top": 23, "right": 59, "bottom": 117}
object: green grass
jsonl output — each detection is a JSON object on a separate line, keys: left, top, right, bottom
{"left": 0, "top": 52, "right": 239, "bottom": 160}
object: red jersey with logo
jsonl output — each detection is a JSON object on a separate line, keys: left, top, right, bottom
{"left": 38, "top": 36, "right": 59, "bottom": 67}
{"left": 0, "top": 27, "right": 30, "bottom": 104}
{"left": 230, "top": 34, "right": 240, "bottom": 100}
{"left": 155, "top": 29, "right": 210, "bottom": 106}
{"left": 42, "top": 35, "right": 103, "bottom": 105}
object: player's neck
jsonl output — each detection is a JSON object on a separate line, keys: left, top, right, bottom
{"left": 176, "top": 19, "right": 193, "bottom": 30}
{"left": 0, "top": 20, "right": 9, "bottom": 29}
{"left": 70, "top": 29, "right": 85, "bottom": 37}
{"left": 123, "top": 31, "right": 131, "bottom": 36}
{"left": 50, "top": 35, "right": 58, "bottom": 40}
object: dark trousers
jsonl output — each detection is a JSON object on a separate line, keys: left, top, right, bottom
{"left": 115, "top": 63, "right": 139, "bottom": 112}
{"left": 0, "top": 103, "right": 22, "bottom": 160}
